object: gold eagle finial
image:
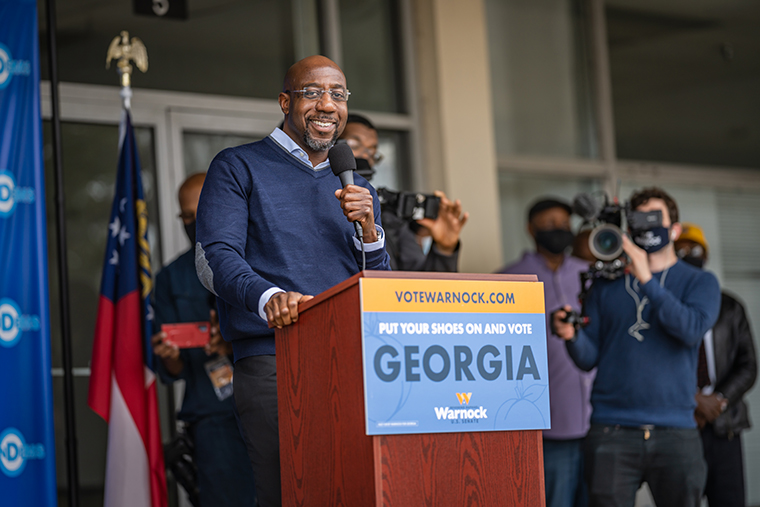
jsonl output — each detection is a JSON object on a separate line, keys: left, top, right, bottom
{"left": 106, "top": 31, "right": 148, "bottom": 88}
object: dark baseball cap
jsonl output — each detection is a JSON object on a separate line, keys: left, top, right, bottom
{"left": 527, "top": 198, "right": 572, "bottom": 222}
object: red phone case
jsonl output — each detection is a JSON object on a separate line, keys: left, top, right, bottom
{"left": 162, "top": 322, "right": 210, "bottom": 349}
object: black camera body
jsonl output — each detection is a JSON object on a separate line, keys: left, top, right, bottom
{"left": 377, "top": 187, "right": 440, "bottom": 221}
{"left": 571, "top": 192, "right": 664, "bottom": 328}
{"left": 575, "top": 193, "right": 663, "bottom": 267}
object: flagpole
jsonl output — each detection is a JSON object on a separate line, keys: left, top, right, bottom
{"left": 44, "top": 0, "right": 81, "bottom": 505}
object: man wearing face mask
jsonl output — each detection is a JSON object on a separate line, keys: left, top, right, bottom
{"left": 151, "top": 173, "right": 257, "bottom": 506}
{"left": 675, "top": 223, "right": 757, "bottom": 507}
{"left": 499, "top": 198, "right": 593, "bottom": 507}
{"left": 553, "top": 188, "right": 721, "bottom": 507}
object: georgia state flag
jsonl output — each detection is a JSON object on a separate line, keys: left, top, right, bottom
{"left": 88, "top": 111, "right": 167, "bottom": 507}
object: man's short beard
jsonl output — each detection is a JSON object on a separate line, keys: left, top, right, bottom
{"left": 303, "top": 127, "right": 338, "bottom": 152}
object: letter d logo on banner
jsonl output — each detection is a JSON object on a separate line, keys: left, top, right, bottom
{"left": 0, "top": 298, "right": 22, "bottom": 347}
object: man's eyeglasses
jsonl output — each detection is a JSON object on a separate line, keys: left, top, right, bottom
{"left": 287, "top": 88, "right": 351, "bottom": 102}
{"left": 345, "top": 138, "right": 384, "bottom": 165}
{"left": 677, "top": 244, "right": 705, "bottom": 259}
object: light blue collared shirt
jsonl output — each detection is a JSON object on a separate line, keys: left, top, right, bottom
{"left": 258, "top": 128, "right": 385, "bottom": 320}
{"left": 269, "top": 127, "right": 331, "bottom": 171}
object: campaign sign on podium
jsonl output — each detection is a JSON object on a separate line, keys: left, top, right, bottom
{"left": 360, "top": 278, "right": 550, "bottom": 436}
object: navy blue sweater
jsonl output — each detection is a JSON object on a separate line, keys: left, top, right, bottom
{"left": 566, "top": 259, "right": 720, "bottom": 428}
{"left": 195, "top": 136, "right": 390, "bottom": 361}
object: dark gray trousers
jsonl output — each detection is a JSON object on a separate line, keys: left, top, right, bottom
{"left": 584, "top": 424, "right": 706, "bottom": 507}
{"left": 234, "top": 354, "right": 281, "bottom": 507}
{"left": 701, "top": 426, "right": 745, "bottom": 507}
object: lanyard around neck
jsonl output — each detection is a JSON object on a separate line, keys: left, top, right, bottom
{"left": 624, "top": 267, "right": 670, "bottom": 342}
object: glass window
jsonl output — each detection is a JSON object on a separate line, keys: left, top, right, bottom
{"left": 340, "top": 0, "right": 404, "bottom": 113}
{"left": 183, "top": 131, "right": 260, "bottom": 176}
{"left": 371, "top": 129, "right": 409, "bottom": 191}
{"left": 607, "top": 1, "right": 760, "bottom": 168}
{"left": 39, "top": 0, "right": 320, "bottom": 99}
{"left": 485, "top": 0, "right": 596, "bottom": 158}
{"left": 498, "top": 172, "right": 602, "bottom": 268}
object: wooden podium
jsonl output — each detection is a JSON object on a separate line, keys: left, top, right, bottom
{"left": 275, "top": 271, "right": 545, "bottom": 507}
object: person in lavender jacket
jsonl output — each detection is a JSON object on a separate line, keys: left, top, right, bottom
{"left": 499, "top": 198, "right": 593, "bottom": 507}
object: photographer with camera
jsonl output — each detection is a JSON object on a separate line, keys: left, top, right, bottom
{"left": 340, "top": 114, "right": 468, "bottom": 271}
{"left": 499, "top": 198, "right": 593, "bottom": 507}
{"left": 552, "top": 187, "right": 721, "bottom": 507}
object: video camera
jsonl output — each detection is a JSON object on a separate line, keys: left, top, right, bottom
{"left": 573, "top": 192, "right": 663, "bottom": 275}
{"left": 557, "top": 192, "right": 664, "bottom": 330}
{"left": 377, "top": 187, "right": 440, "bottom": 221}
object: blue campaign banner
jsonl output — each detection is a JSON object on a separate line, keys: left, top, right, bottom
{"left": 0, "top": 0, "right": 58, "bottom": 505}
{"left": 361, "top": 278, "right": 550, "bottom": 436}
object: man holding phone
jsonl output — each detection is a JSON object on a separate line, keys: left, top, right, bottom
{"left": 552, "top": 187, "right": 721, "bottom": 507}
{"left": 152, "top": 173, "right": 256, "bottom": 506}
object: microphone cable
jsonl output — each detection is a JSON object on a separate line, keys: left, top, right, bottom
{"left": 358, "top": 231, "right": 366, "bottom": 271}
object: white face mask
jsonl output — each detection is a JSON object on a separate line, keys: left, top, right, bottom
{"left": 420, "top": 235, "right": 433, "bottom": 255}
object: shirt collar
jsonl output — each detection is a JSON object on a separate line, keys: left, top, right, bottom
{"left": 269, "top": 127, "right": 331, "bottom": 171}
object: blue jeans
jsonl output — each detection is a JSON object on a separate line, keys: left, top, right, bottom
{"left": 584, "top": 424, "right": 706, "bottom": 507}
{"left": 189, "top": 413, "right": 258, "bottom": 507}
{"left": 543, "top": 438, "right": 587, "bottom": 507}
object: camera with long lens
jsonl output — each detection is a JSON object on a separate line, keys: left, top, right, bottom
{"left": 583, "top": 197, "right": 625, "bottom": 262}
{"left": 574, "top": 193, "right": 664, "bottom": 273}
{"left": 377, "top": 187, "right": 440, "bottom": 221}
{"left": 568, "top": 192, "right": 664, "bottom": 328}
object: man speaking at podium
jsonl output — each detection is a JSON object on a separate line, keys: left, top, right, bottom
{"left": 194, "top": 55, "right": 390, "bottom": 506}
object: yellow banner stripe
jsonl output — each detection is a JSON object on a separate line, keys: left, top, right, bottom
{"left": 360, "top": 278, "right": 545, "bottom": 314}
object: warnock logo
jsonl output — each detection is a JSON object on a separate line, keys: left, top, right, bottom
{"left": 456, "top": 392, "right": 472, "bottom": 405}
{"left": 435, "top": 393, "right": 488, "bottom": 421}
{"left": 0, "top": 428, "right": 45, "bottom": 478}
{"left": 0, "top": 43, "right": 31, "bottom": 90}
{"left": 0, "top": 171, "right": 36, "bottom": 218}
{"left": 0, "top": 298, "right": 40, "bottom": 348}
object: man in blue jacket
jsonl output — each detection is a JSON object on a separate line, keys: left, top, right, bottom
{"left": 194, "top": 55, "right": 390, "bottom": 507}
{"left": 553, "top": 187, "right": 721, "bottom": 507}
{"left": 152, "top": 173, "right": 256, "bottom": 506}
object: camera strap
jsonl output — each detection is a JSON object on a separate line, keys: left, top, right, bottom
{"left": 624, "top": 267, "right": 670, "bottom": 342}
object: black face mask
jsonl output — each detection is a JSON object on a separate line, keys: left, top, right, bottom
{"left": 681, "top": 256, "right": 705, "bottom": 269}
{"left": 184, "top": 220, "right": 196, "bottom": 245}
{"left": 535, "top": 229, "right": 574, "bottom": 255}
{"left": 631, "top": 226, "right": 670, "bottom": 254}
{"left": 677, "top": 244, "right": 706, "bottom": 269}
{"left": 355, "top": 157, "right": 375, "bottom": 181}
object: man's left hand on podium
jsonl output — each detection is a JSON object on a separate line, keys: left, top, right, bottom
{"left": 265, "top": 291, "right": 314, "bottom": 328}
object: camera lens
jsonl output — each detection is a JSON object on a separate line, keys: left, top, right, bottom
{"left": 589, "top": 224, "right": 624, "bottom": 261}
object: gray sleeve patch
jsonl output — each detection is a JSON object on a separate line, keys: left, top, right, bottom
{"left": 195, "top": 242, "right": 218, "bottom": 296}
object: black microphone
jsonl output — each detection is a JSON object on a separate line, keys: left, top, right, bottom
{"left": 329, "top": 143, "right": 363, "bottom": 238}
{"left": 572, "top": 192, "right": 600, "bottom": 222}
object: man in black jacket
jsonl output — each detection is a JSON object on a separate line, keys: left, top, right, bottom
{"left": 676, "top": 222, "right": 758, "bottom": 507}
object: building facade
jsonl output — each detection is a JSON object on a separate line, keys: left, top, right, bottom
{"left": 38, "top": 0, "right": 760, "bottom": 504}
